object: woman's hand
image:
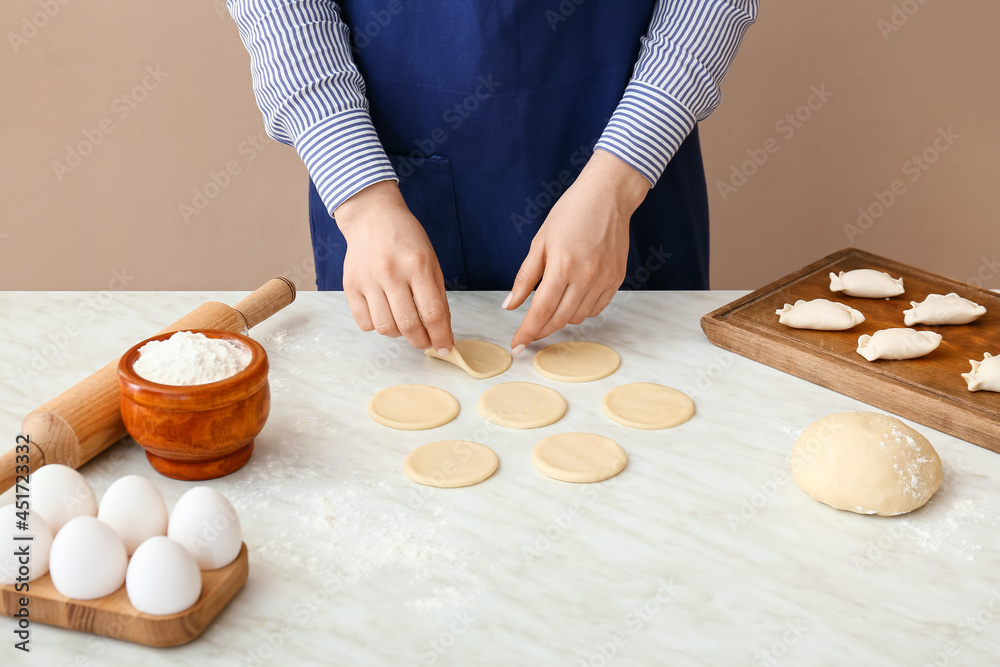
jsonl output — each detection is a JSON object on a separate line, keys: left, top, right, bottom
{"left": 505, "top": 149, "right": 650, "bottom": 352}
{"left": 335, "top": 181, "right": 454, "bottom": 354}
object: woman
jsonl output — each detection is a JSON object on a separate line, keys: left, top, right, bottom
{"left": 227, "top": 0, "right": 757, "bottom": 354}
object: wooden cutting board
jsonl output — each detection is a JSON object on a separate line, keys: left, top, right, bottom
{"left": 701, "top": 247, "right": 1000, "bottom": 453}
{"left": 0, "top": 543, "right": 248, "bottom": 647}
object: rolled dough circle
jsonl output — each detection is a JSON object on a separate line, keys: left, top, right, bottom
{"left": 532, "top": 433, "right": 627, "bottom": 483}
{"left": 368, "top": 384, "right": 459, "bottom": 430}
{"left": 477, "top": 382, "right": 567, "bottom": 429}
{"left": 602, "top": 382, "right": 695, "bottom": 430}
{"left": 532, "top": 342, "right": 620, "bottom": 383}
{"left": 404, "top": 440, "right": 499, "bottom": 488}
{"left": 425, "top": 339, "right": 512, "bottom": 379}
{"left": 790, "top": 411, "right": 943, "bottom": 516}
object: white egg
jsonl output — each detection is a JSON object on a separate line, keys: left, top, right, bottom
{"left": 126, "top": 536, "right": 203, "bottom": 615}
{"left": 30, "top": 464, "right": 98, "bottom": 534}
{"left": 97, "top": 475, "right": 168, "bottom": 555}
{"left": 49, "top": 516, "right": 127, "bottom": 600}
{"left": 168, "top": 487, "right": 242, "bottom": 570}
{"left": 0, "top": 504, "right": 53, "bottom": 585}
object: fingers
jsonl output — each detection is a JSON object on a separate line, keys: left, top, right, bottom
{"left": 505, "top": 244, "right": 545, "bottom": 311}
{"left": 366, "top": 292, "right": 402, "bottom": 339}
{"left": 345, "top": 290, "right": 375, "bottom": 332}
{"left": 589, "top": 288, "right": 616, "bottom": 318}
{"left": 386, "top": 288, "right": 433, "bottom": 350}
{"left": 534, "top": 285, "right": 588, "bottom": 341}
{"left": 510, "top": 278, "right": 568, "bottom": 351}
{"left": 412, "top": 276, "right": 454, "bottom": 353}
{"left": 569, "top": 289, "right": 602, "bottom": 325}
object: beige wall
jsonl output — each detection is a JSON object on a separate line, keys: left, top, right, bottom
{"left": 701, "top": 0, "right": 1000, "bottom": 289}
{"left": 1, "top": 1, "right": 314, "bottom": 291}
{"left": 3, "top": 0, "right": 998, "bottom": 291}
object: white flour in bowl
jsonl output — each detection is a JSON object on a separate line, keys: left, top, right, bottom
{"left": 133, "top": 331, "right": 252, "bottom": 385}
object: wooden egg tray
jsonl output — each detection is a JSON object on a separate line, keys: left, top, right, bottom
{"left": 0, "top": 543, "right": 248, "bottom": 647}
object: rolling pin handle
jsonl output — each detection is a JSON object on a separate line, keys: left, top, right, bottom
{"left": 234, "top": 276, "right": 296, "bottom": 330}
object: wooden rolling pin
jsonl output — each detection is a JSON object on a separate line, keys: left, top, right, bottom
{"left": 0, "top": 277, "right": 296, "bottom": 493}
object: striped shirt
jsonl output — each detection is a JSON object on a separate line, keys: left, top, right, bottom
{"left": 227, "top": 0, "right": 758, "bottom": 213}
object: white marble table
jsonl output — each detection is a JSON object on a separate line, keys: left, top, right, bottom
{"left": 2, "top": 290, "right": 999, "bottom": 666}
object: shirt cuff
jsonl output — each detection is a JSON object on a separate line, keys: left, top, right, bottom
{"left": 295, "top": 108, "right": 399, "bottom": 214}
{"left": 594, "top": 81, "right": 698, "bottom": 187}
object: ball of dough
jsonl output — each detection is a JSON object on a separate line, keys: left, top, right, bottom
{"left": 790, "top": 412, "right": 942, "bottom": 516}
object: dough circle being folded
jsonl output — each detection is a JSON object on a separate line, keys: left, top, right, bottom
{"left": 532, "top": 341, "right": 620, "bottom": 382}
{"left": 478, "top": 382, "right": 567, "bottom": 429}
{"left": 404, "top": 440, "right": 498, "bottom": 488}
{"left": 368, "top": 384, "right": 459, "bottom": 430}
{"left": 602, "top": 382, "right": 695, "bottom": 429}
{"left": 532, "top": 433, "right": 627, "bottom": 483}
{"left": 425, "top": 339, "right": 511, "bottom": 379}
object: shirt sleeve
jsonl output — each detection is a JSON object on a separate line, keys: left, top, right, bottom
{"left": 227, "top": 0, "right": 398, "bottom": 213}
{"left": 594, "top": 0, "right": 758, "bottom": 186}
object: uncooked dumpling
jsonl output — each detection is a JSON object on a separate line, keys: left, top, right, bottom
{"left": 790, "top": 412, "right": 942, "bottom": 516}
{"left": 776, "top": 299, "right": 865, "bottom": 330}
{"left": 829, "top": 269, "right": 904, "bottom": 297}
{"left": 962, "top": 353, "right": 1000, "bottom": 392}
{"left": 425, "top": 339, "right": 511, "bottom": 379}
{"left": 856, "top": 328, "right": 942, "bottom": 361}
{"left": 903, "top": 293, "right": 986, "bottom": 326}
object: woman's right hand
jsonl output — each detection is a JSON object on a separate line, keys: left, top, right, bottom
{"left": 334, "top": 180, "right": 454, "bottom": 354}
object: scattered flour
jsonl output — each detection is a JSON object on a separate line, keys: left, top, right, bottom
{"left": 899, "top": 498, "right": 988, "bottom": 561}
{"left": 133, "top": 331, "right": 251, "bottom": 385}
{"left": 252, "top": 482, "right": 484, "bottom": 611}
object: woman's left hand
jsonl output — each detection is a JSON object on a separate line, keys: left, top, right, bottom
{"left": 505, "top": 149, "right": 650, "bottom": 352}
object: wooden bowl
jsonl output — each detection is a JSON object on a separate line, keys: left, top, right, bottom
{"left": 117, "top": 330, "right": 269, "bottom": 481}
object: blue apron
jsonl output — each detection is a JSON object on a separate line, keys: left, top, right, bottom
{"left": 309, "top": 1, "right": 709, "bottom": 291}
